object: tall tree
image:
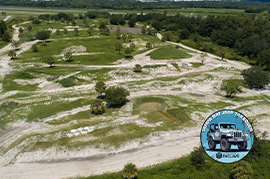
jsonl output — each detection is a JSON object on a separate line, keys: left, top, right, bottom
{"left": 115, "top": 42, "right": 122, "bottom": 54}
{"left": 43, "top": 56, "right": 54, "bottom": 67}
{"left": 122, "top": 34, "right": 127, "bottom": 42}
{"left": 74, "top": 28, "right": 79, "bottom": 36}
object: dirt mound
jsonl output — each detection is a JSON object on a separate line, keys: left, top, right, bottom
{"left": 62, "top": 45, "right": 86, "bottom": 54}
{"left": 139, "top": 102, "right": 166, "bottom": 112}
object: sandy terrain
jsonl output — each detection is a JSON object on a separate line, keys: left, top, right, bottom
{"left": 0, "top": 22, "right": 269, "bottom": 179}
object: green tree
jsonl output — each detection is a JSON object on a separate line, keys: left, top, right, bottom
{"left": 74, "top": 28, "right": 79, "bottom": 36}
{"left": 231, "top": 161, "right": 253, "bottom": 179}
{"left": 130, "top": 43, "right": 135, "bottom": 50}
{"left": 56, "top": 29, "right": 60, "bottom": 35}
{"left": 141, "top": 26, "right": 146, "bottom": 35}
{"left": 95, "top": 81, "right": 106, "bottom": 96}
{"left": 116, "top": 31, "right": 121, "bottom": 39}
{"left": 146, "top": 42, "right": 152, "bottom": 49}
{"left": 122, "top": 34, "right": 127, "bottom": 42}
{"left": 18, "top": 27, "right": 23, "bottom": 34}
{"left": 128, "top": 17, "right": 136, "bottom": 27}
{"left": 31, "top": 45, "right": 38, "bottom": 52}
{"left": 28, "top": 25, "right": 32, "bottom": 31}
{"left": 164, "top": 31, "right": 173, "bottom": 41}
{"left": 115, "top": 42, "right": 122, "bottom": 54}
{"left": 64, "top": 51, "right": 73, "bottom": 62}
{"left": 87, "top": 27, "right": 93, "bottom": 35}
{"left": 133, "top": 64, "right": 142, "bottom": 72}
{"left": 152, "top": 21, "right": 162, "bottom": 31}
{"left": 32, "top": 19, "right": 41, "bottom": 25}
{"left": 105, "top": 86, "right": 130, "bottom": 106}
{"left": 64, "top": 29, "right": 68, "bottom": 34}
{"left": 242, "top": 66, "right": 270, "bottom": 88}
{"left": 18, "top": 34, "right": 23, "bottom": 40}
{"left": 104, "top": 28, "right": 110, "bottom": 35}
{"left": 35, "top": 31, "right": 50, "bottom": 41}
{"left": 99, "top": 22, "right": 107, "bottom": 29}
{"left": 116, "top": 27, "right": 121, "bottom": 33}
{"left": 257, "top": 49, "right": 270, "bottom": 70}
{"left": 221, "top": 79, "right": 245, "bottom": 98}
{"left": 2, "top": 32, "right": 11, "bottom": 42}
{"left": 128, "top": 35, "right": 132, "bottom": 42}
{"left": 90, "top": 99, "right": 106, "bottom": 115}
{"left": 72, "top": 20, "right": 76, "bottom": 25}
{"left": 8, "top": 50, "right": 16, "bottom": 59}
{"left": 43, "top": 56, "right": 54, "bottom": 67}
{"left": 122, "top": 163, "right": 138, "bottom": 179}
{"left": 66, "top": 20, "right": 69, "bottom": 25}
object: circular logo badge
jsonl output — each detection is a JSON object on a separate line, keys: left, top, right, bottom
{"left": 200, "top": 110, "right": 254, "bottom": 163}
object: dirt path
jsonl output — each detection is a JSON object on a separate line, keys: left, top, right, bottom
{"left": 0, "top": 127, "right": 200, "bottom": 179}
{"left": 3, "top": 15, "right": 12, "bottom": 21}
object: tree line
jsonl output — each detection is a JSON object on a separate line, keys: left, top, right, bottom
{"left": 1, "top": 0, "right": 270, "bottom": 12}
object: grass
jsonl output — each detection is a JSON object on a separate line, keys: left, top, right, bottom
{"left": 147, "top": 46, "right": 191, "bottom": 60}
{"left": 171, "top": 63, "right": 181, "bottom": 71}
{"left": 190, "top": 62, "right": 204, "bottom": 68}
{"left": 2, "top": 71, "right": 39, "bottom": 92}
{"left": 27, "top": 98, "right": 93, "bottom": 122}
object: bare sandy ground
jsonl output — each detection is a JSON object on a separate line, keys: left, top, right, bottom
{"left": 0, "top": 127, "right": 201, "bottom": 179}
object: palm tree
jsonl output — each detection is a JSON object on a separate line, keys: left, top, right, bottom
{"left": 56, "top": 29, "right": 60, "bottom": 35}
{"left": 130, "top": 43, "right": 136, "bottom": 50}
{"left": 128, "top": 35, "right": 132, "bottom": 42}
{"left": 65, "top": 51, "right": 73, "bottom": 62}
{"left": 31, "top": 45, "right": 38, "bottom": 52}
{"left": 115, "top": 42, "right": 122, "bottom": 54}
{"left": 18, "top": 34, "right": 23, "bottom": 40}
{"left": 28, "top": 25, "right": 32, "bottom": 31}
{"left": 19, "top": 27, "right": 23, "bottom": 34}
{"left": 116, "top": 31, "right": 121, "bottom": 39}
{"left": 122, "top": 163, "right": 138, "bottom": 179}
{"left": 87, "top": 27, "right": 93, "bottom": 35}
{"left": 74, "top": 28, "right": 79, "bottom": 36}
{"left": 104, "top": 28, "right": 110, "bottom": 35}
{"left": 231, "top": 161, "right": 253, "bottom": 179}
{"left": 122, "top": 34, "right": 127, "bottom": 42}
{"left": 8, "top": 50, "right": 16, "bottom": 59}
{"left": 116, "top": 27, "right": 121, "bottom": 33}
{"left": 64, "top": 29, "right": 68, "bottom": 34}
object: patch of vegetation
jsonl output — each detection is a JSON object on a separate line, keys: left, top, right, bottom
{"left": 190, "top": 62, "right": 204, "bottom": 68}
{"left": 58, "top": 76, "right": 80, "bottom": 87}
{"left": 171, "top": 63, "right": 181, "bottom": 71}
{"left": 147, "top": 46, "right": 191, "bottom": 60}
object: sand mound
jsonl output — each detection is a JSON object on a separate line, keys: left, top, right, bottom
{"left": 62, "top": 45, "right": 86, "bottom": 54}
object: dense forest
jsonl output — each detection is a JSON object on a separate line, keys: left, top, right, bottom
{"left": 0, "top": 0, "right": 270, "bottom": 12}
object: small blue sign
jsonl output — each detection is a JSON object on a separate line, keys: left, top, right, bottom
{"left": 200, "top": 109, "right": 254, "bottom": 163}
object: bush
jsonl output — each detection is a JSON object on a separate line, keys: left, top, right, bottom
{"left": 90, "top": 99, "right": 106, "bottom": 115}
{"left": 242, "top": 66, "right": 270, "bottom": 88}
{"left": 2, "top": 32, "right": 11, "bottom": 42}
{"left": 105, "top": 86, "right": 130, "bottom": 106}
{"left": 133, "top": 64, "right": 142, "bottom": 72}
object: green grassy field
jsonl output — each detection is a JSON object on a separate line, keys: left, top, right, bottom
{"left": 147, "top": 46, "right": 191, "bottom": 60}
